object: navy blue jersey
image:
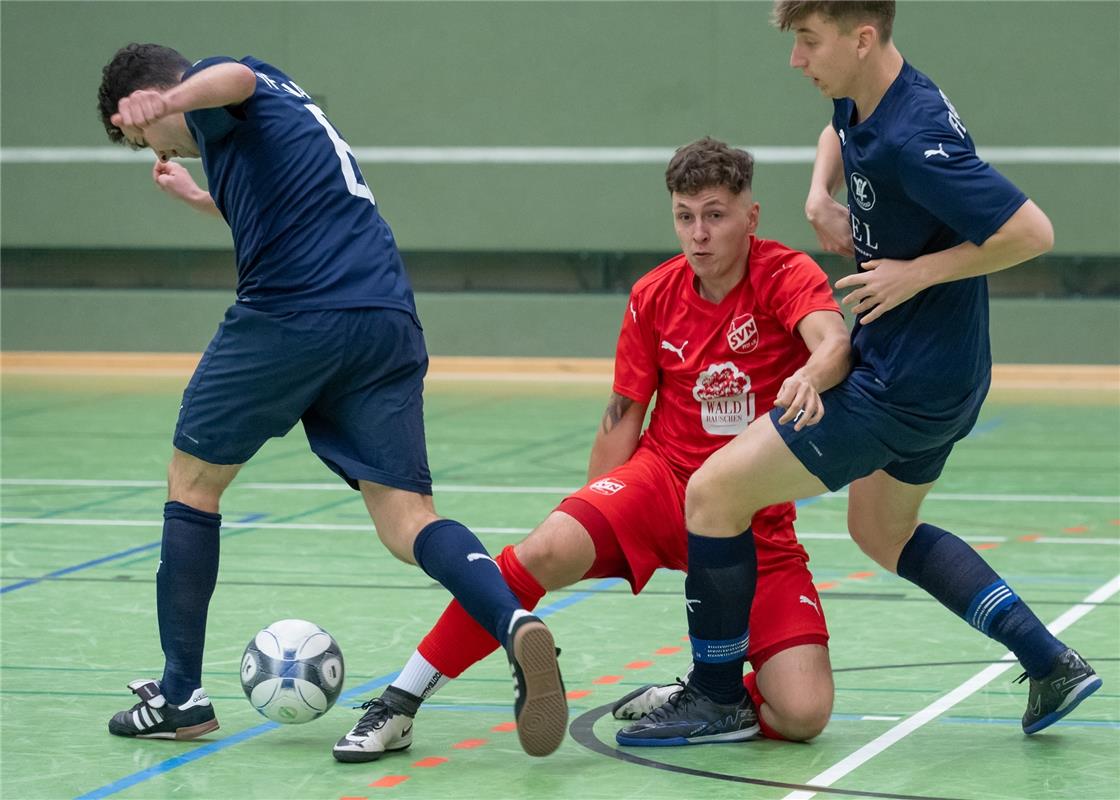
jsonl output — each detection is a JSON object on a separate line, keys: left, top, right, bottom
{"left": 832, "top": 62, "right": 1026, "bottom": 404}
{"left": 183, "top": 56, "right": 417, "bottom": 316}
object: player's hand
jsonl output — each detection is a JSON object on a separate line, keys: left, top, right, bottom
{"left": 834, "top": 258, "right": 928, "bottom": 324}
{"left": 805, "top": 194, "right": 854, "bottom": 257}
{"left": 111, "top": 89, "right": 171, "bottom": 142}
{"left": 774, "top": 371, "right": 824, "bottom": 431}
{"left": 152, "top": 159, "right": 205, "bottom": 204}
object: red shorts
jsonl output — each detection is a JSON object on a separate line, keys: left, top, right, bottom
{"left": 560, "top": 445, "right": 829, "bottom": 667}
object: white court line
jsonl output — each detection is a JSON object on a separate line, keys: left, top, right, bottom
{"left": 2, "top": 146, "right": 1118, "bottom": 165}
{"left": 2, "top": 479, "right": 1118, "bottom": 505}
{"left": 11, "top": 519, "right": 1120, "bottom": 548}
{"left": 781, "top": 574, "right": 1120, "bottom": 800}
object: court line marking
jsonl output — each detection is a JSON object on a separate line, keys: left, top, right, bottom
{"left": 74, "top": 578, "right": 621, "bottom": 799}
{"left": 3, "top": 479, "right": 1118, "bottom": 504}
{"left": 780, "top": 573, "right": 1120, "bottom": 800}
{"left": 3, "top": 146, "right": 1118, "bottom": 165}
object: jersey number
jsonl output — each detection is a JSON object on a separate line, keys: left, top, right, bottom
{"left": 305, "top": 104, "right": 376, "bottom": 206}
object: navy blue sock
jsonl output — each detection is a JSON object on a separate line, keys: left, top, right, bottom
{"left": 412, "top": 519, "right": 522, "bottom": 648}
{"left": 158, "top": 501, "right": 221, "bottom": 705}
{"left": 685, "top": 529, "right": 754, "bottom": 705}
{"left": 897, "top": 523, "right": 1064, "bottom": 678}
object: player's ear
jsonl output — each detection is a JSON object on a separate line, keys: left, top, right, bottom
{"left": 747, "top": 202, "right": 761, "bottom": 235}
{"left": 855, "top": 23, "right": 879, "bottom": 58}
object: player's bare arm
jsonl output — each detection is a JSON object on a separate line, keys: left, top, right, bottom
{"left": 588, "top": 392, "right": 647, "bottom": 480}
{"left": 112, "top": 62, "right": 256, "bottom": 136}
{"left": 775, "top": 310, "right": 851, "bottom": 430}
{"left": 152, "top": 160, "right": 221, "bottom": 217}
{"left": 836, "top": 200, "right": 1054, "bottom": 324}
{"left": 805, "top": 125, "right": 854, "bottom": 257}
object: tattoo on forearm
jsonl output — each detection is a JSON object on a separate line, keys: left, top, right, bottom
{"left": 600, "top": 393, "right": 634, "bottom": 434}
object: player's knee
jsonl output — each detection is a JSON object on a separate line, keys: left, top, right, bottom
{"left": 684, "top": 468, "right": 750, "bottom": 536}
{"left": 766, "top": 689, "right": 833, "bottom": 741}
{"left": 514, "top": 515, "right": 591, "bottom": 590}
{"left": 847, "top": 515, "right": 914, "bottom": 570}
{"left": 167, "top": 460, "right": 226, "bottom": 513}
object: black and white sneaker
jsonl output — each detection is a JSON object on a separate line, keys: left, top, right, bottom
{"left": 108, "top": 679, "right": 219, "bottom": 740}
{"left": 615, "top": 683, "right": 759, "bottom": 747}
{"left": 506, "top": 613, "right": 567, "bottom": 757}
{"left": 1019, "top": 648, "right": 1102, "bottom": 734}
{"left": 612, "top": 677, "right": 687, "bottom": 720}
{"left": 332, "top": 693, "right": 415, "bottom": 763}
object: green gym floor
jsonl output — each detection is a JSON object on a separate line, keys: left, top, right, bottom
{"left": 1, "top": 368, "right": 1118, "bottom": 800}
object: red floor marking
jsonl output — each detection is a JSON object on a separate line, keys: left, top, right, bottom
{"left": 1063, "top": 526, "right": 1088, "bottom": 533}
{"left": 452, "top": 738, "right": 488, "bottom": 749}
{"left": 625, "top": 660, "right": 654, "bottom": 669}
{"left": 1018, "top": 534, "right": 1041, "bottom": 542}
{"left": 369, "top": 776, "right": 410, "bottom": 788}
{"left": 847, "top": 571, "right": 875, "bottom": 580}
{"left": 1111, "top": 520, "right": 1120, "bottom": 526}
{"left": 341, "top": 796, "right": 369, "bottom": 799}
{"left": 593, "top": 675, "right": 622, "bottom": 684}
{"left": 491, "top": 721, "right": 517, "bottom": 732}
{"left": 412, "top": 756, "right": 448, "bottom": 768}
{"left": 655, "top": 646, "right": 682, "bottom": 655}
{"left": 680, "top": 635, "right": 689, "bottom": 641}
{"left": 566, "top": 689, "right": 591, "bottom": 699}
{"left": 815, "top": 581, "right": 838, "bottom": 590}
{"left": 973, "top": 543, "right": 999, "bottom": 550}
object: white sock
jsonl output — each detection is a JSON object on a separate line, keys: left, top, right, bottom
{"left": 391, "top": 650, "right": 447, "bottom": 700}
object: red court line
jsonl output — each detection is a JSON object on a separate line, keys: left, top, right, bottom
{"left": 815, "top": 581, "right": 838, "bottom": 590}
{"left": 974, "top": 543, "right": 999, "bottom": 550}
{"left": 847, "top": 571, "right": 875, "bottom": 580}
{"left": 625, "top": 660, "right": 653, "bottom": 669}
{"left": 491, "top": 721, "right": 517, "bottom": 732}
{"left": 1063, "top": 525, "right": 1089, "bottom": 533}
{"left": 593, "top": 675, "right": 622, "bottom": 684}
{"left": 1018, "top": 534, "right": 1041, "bottom": 542}
{"left": 567, "top": 689, "right": 591, "bottom": 699}
{"left": 412, "top": 756, "right": 448, "bottom": 768}
{"left": 452, "top": 738, "right": 488, "bottom": 749}
{"left": 369, "top": 776, "right": 409, "bottom": 788}
{"left": 655, "top": 646, "right": 682, "bottom": 655}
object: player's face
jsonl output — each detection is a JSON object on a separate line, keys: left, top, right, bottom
{"left": 788, "top": 14, "right": 861, "bottom": 98}
{"left": 672, "top": 186, "right": 758, "bottom": 284}
{"left": 124, "top": 113, "right": 200, "bottom": 160}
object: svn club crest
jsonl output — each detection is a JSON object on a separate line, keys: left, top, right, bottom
{"left": 727, "top": 313, "right": 759, "bottom": 353}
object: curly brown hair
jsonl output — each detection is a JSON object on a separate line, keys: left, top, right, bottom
{"left": 97, "top": 43, "right": 190, "bottom": 145}
{"left": 772, "top": 1, "right": 895, "bottom": 41}
{"left": 665, "top": 137, "right": 754, "bottom": 196}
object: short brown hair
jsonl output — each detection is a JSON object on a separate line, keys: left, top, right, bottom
{"left": 772, "top": 1, "right": 895, "bottom": 41}
{"left": 665, "top": 137, "right": 754, "bottom": 196}
{"left": 98, "top": 43, "right": 190, "bottom": 145}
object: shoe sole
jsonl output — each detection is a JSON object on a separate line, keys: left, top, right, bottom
{"left": 332, "top": 741, "right": 411, "bottom": 763}
{"left": 512, "top": 620, "right": 568, "bottom": 757}
{"left": 1023, "top": 675, "right": 1103, "bottom": 735}
{"left": 616, "top": 723, "right": 760, "bottom": 747}
{"left": 111, "top": 718, "right": 220, "bottom": 740}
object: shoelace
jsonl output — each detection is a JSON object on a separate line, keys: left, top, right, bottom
{"left": 351, "top": 698, "right": 393, "bottom": 736}
{"left": 1014, "top": 672, "right": 1030, "bottom": 685}
{"left": 644, "top": 683, "right": 702, "bottom": 723}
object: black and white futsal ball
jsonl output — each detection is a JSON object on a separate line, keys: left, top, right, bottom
{"left": 240, "top": 619, "right": 345, "bottom": 724}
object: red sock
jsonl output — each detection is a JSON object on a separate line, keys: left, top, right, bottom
{"left": 744, "top": 670, "right": 788, "bottom": 741}
{"left": 417, "top": 546, "right": 546, "bottom": 678}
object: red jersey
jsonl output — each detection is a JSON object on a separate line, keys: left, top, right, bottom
{"left": 613, "top": 236, "right": 840, "bottom": 482}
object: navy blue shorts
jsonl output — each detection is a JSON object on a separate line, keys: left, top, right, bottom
{"left": 174, "top": 304, "right": 432, "bottom": 494}
{"left": 773, "top": 366, "right": 989, "bottom": 491}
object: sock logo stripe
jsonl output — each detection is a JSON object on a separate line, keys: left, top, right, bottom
{"left": 967, "top": 581, "right": 1018, "bottom": 635}
{"left": 689, "top": 633, "right": 749, "bottom": 663}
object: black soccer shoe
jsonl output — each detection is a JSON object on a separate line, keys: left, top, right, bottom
{"left": 615, "top": 682, "right": 759, "bottom": 747}
{"left": 1018, "top": 648, "right": 1102, "bottom": 734}
{"left": 108, "top": 679, "right": 219, "bottom": 740}
{"left": 506, "top": 613, "right": 567, "bottom": 756}
{"left": 611, "top": 678, "right": 687, "bottom": 720}
{"left": 332, "top": 695, "right": 415, "bottom": 763}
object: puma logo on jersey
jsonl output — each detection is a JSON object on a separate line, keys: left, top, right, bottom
{"left": 799, "top": 595, "right": 820, "bottom": 615}
{"left": 661, "top": 339, "right": 688, "bottom": 362}
{"left": 685, "top": 597, "right": 701, "bottom": 612}
{"left": 838, "top": 129, "right": 846, "bottom": 146}
{"left": 630, "top": 303, "right": 638, "bottom": 323}
{"left": 467, "top": 553, "right": 497, "bottom": 566}
{"left": 924, "top": 143, "right": 950, "bottom": 159}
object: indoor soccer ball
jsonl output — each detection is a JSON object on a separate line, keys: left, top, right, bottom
{"left": 240, "top": 619, "right": 345, "bottom": 724}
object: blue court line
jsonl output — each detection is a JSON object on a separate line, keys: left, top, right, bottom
{"left": 1, "top": 513, "right": 270, "bottom": 596}
{"left": 74, "top": 578, "right": 624, "bottom": 798}
{"left": 1, "top": 541, "right": 161, "bottom": 595}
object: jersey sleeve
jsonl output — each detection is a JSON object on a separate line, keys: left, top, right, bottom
{"left": 182, "top": 56, "right": 247, "bottom": 143}
{"left": 897, "top": 130, "right": 1027, "bottom": 246}
{"left": 758, "top": 253, "right": 840, "bottom": 335}
{"left": 611, "top": 288, "right": 659, "bottom": 404}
